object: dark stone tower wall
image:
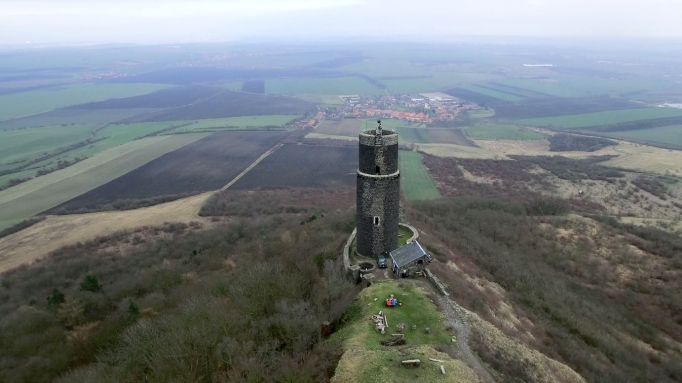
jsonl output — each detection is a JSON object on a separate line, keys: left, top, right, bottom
{"left": 356, "top": 129, "right": 400, "bottom": 257}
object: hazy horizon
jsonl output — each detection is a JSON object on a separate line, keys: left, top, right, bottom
{"left": 3, "top": 0, "right": 682, "bottom": 46}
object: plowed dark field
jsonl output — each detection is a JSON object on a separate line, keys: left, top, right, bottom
{"left": 231, "top": 144, "right": 357, "bottom": 189}
{"left": 128, "top": 90, "right": 317, "bottom": 122}
{"left": 46, "top": 131, "right": 288, "bottom": 212}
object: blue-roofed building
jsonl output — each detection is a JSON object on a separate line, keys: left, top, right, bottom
{"left": 389, "top": 240, "right": 431, "bottom": 277}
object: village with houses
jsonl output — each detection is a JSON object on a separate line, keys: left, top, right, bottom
{"left": 327, "top": 92, "right": 485, "bottom": 123}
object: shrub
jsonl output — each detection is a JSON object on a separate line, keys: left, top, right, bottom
{"left": 79, "top": 275, "right": 102, "bottom": 293}
{"left": 47, "top": 288, "right": 65, "bottom": 307}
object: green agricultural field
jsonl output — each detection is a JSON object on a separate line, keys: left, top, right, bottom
{"left": 0, "top": 125, "right": 94, "bottom": 165}
{"left": 265, "top": 76, "right": 385, "bottom": 96}
{"left": 41, "top": 122, "right": 187, "bottom": 166}
{"left": 515, "top": 108, "right": 682, "bottom": 129}
{"left": 499, "top": 75, "right": 670, "bottom": 99}
{"left": 382, "top": 73, "right": 471, "bottom": 94}
{"left": 0, "top": 83, "right": 169, "bottom": 120}
{"left": 469, "top": 108, "right": 496, "bottom": 118}
{"left": 497, "top": 79, "right": 586, "bottom": 98}
{"left": 465, "top": 123, "right": 544, "bottom": 140}
{"left": 605, "top": 124, "right": 682, "bottom": 147}
{"left": 0, "top": 122, "right": 189, "bottom": 185}
{"left": 0, "top": 169, "right": 35, "bottom": 189}
{"left": 0, "top": 134, "right": 207, "bottom": 230}
{"left": 393, "top": 127, "right": 432, "bottom": 144}
{"left": 399, "top": 151, "right": 441, "bottom": 201}
{"left": 292, "top": 94, "right": 345, "bottom": 105}
{"left": 460, "top": 84, "right": 525, "bottom": 102}
{"left": 174, "top": 115, "right": 297, "bottom": 131}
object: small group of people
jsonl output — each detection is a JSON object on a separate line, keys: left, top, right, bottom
{"left": 385, "top": 294, "right": 398, "bottom": 307}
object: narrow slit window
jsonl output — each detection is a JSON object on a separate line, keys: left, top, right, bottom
{"left": 374, "top": 216, "right": 380, "bottom": 226}
{"left": 375, "top": 166, "right": 380, "bottom": 174}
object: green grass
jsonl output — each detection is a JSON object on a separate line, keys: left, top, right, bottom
{"left": 334, "top": 281, "right": 451, "bottom": 350}
{"left": 332, "top": 280, "right": 474, "bottom": 383}
{"left": 605, "top": 124, "right": 682, "bottom": 147}
{"left": 399, "top": 151, "right": 441, "bottom": 201}
{"left": 460, "top": 84, "right": 525, "bottom": 102}
{"left": 398, "top": 226, "right": 412, "bottom": 247}
{"left": 0, "top": 125, "right": 94, "bottom": 165}
{"left": 465, "top": 123, "right": 544, "bottom": 140}
{"left": 514, "top": 108, "right": 682, "bottom": 129}
{"left": 0, "top": 83, "right": 170, "bottom": 120}
{"left": 265, "top": 76, "right": 385, "bottom": 95}
{"left": 0, "top": 134, "right": 207, "bottom": 230}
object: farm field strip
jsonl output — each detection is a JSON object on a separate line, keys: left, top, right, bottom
{"left": 0, "top": 83, "right": 170, "bottom": 120}
{"left": 381, "top": 73, "right": 472, "bottom": 93}
{"left": 0, "top": 108, "right": 165, "bottom": 130}
{"left": 304, "top": 132, "right": 358, "bottom": 141}
{"left": 465, "top": 123, "right": 545, "bottom": 140}
{"left": 472, "top": 83, "right": 533, "bottom": 99}
{"left": 514, "top": 108, "right": 682, "bottom": 128}
{"left": 0, "top": 193, "right": 211, "bottom": 273}
{"left": 49, "top": 131, "right": 290, "bottom": 211}
{"left": 315, "top": 119, "right": 363, "bottom": 137}
{"left": 603, "top": 124, "right": 682, "bottom": 147}
{"left": 460, "top": 84, "right": 525, "bottom": 102}
{"left": 175, "top": 115, "right": 297, "bottom": 132}
{"left": 496, "top": 79, "right": 586, "bottom": 98}
{"left": 399, "top": 151, "right": 442, "bottom": 201}
{"left": 221, "top": 143, "right": 284, "bottom": 190}
{"left": 0, "top": 134, "right": 207, "bottom": 230}
{"left": 481, "top": 82, "right": 553, "bottom": 98}
{"left": 265, "top": 76, "right": 385, "bottom": 95}
{"left": 128, "top": 90, "right": 317, "bottom": 122}
{"left": 0, "top": 125, "right": 94, "bottom": 165}
{"left": 393, "top": 127, "right": 432, "bottom": 143}
{"left": 231, "top": 144, "right": 357, "bottom": 189}
{"left": 23, "top": 121, "right": 193, "bottom": 170}
{"left": 292, "top": 94, "right": 345, "bottom": 105}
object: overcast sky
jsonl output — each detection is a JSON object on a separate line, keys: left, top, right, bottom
{"left": 2, "top": 0, "right": 682, "bottom": 45}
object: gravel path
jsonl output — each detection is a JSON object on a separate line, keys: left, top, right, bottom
{"left": 433, "top": 291, "right": 496, "bottom": 383}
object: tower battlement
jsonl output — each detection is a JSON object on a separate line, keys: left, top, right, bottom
{"left": 356, "top": 121, "right": 400, "bottom": 257}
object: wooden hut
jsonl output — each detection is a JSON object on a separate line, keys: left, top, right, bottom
{"left": 389, "top": 241, "right": 431, "bottom": 277}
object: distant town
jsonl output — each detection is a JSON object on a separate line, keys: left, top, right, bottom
{"left": 325, "top": 93, "right": 484, "bottom": 123}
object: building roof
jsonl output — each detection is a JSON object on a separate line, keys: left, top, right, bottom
{"left": 389, "top": 241, "right": 430, "bottom": 268}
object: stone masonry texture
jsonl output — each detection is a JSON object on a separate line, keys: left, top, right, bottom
{"left": 357, "top": 129, "right": 400, "bottom": 257}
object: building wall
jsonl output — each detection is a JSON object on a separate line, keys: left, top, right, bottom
{"left": 356, "top": 129, "right": 400, "bottom": 257}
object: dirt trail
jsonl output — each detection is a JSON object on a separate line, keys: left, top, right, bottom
{"left": 432, "top": 289, "right": 496, "bottom": 383}
{"left": 221, "top": 142, "right": 284, "bottom": 191}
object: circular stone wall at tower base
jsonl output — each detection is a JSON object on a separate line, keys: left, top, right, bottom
{"left": 356, "top": 171, "right": 400, "bottom": 257}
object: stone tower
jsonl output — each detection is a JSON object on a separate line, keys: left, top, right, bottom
{"left": 356, "top": 120, "right": 400, "bottom": 258}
